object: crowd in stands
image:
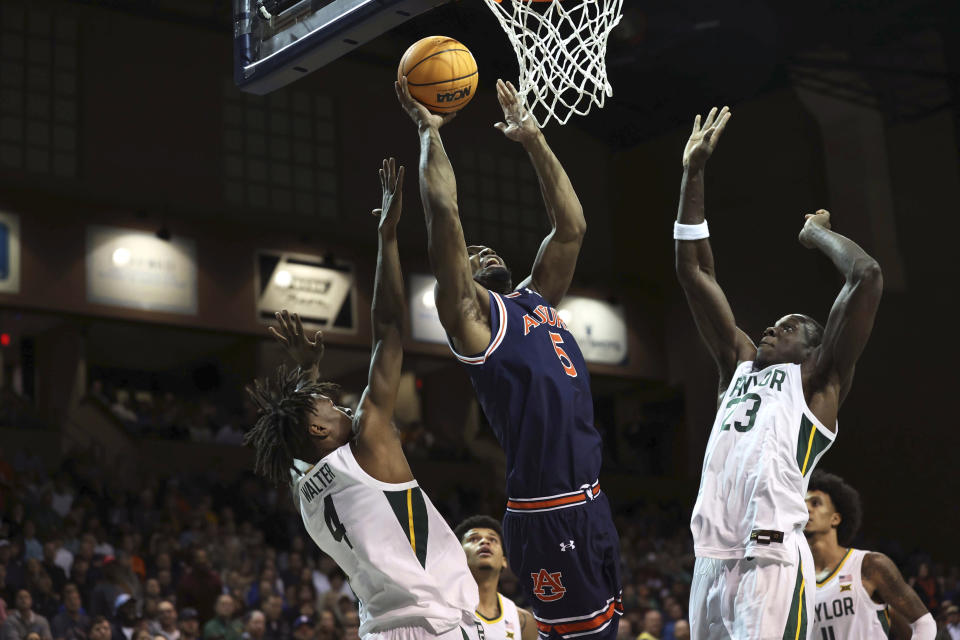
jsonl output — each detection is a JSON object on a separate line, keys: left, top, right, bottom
{"left": 0, "top": 439, "right": 958, "bottom": 640}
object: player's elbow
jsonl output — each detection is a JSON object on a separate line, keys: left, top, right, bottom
{"left": 675, "top": 259, "right": 700, "bottom": 286}
{"left": 852, "top": 259, "right": 883, "bottom": 290}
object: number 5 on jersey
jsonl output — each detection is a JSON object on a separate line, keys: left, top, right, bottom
{"left": 549, "top": 332, "right": 578, "bottom": 378}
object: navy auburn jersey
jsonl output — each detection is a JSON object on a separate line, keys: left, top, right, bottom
{"left": 449, "top": 286, "right": 602, "bottom": 498}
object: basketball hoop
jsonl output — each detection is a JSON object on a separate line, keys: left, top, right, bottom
{"left": 482, "top": 0, "right": 624, "bottom": 127}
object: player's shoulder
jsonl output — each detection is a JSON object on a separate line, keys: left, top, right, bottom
{"left": 860, "top": 551, "right": 903, "bottom": 583}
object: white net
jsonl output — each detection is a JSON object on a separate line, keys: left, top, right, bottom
{"left": 481, "top": 0, "right": 624, "bottom": 127}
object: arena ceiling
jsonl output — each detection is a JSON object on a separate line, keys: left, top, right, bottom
{"left": 63, "top": 0, "right": 960, "bottom": 150}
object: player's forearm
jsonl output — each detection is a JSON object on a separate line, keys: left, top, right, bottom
{"left": 418, "top": 126, "right": 470, "bottom": 284}
{"left": 523, "top": 132, "right": 585, "bottom": 240}
{"left": 418, "top": 126, "right": 459, "bottom": 224}
{"left": 675, "top": 168, "right": 715, "bottom": 281}
{"left": 801, "top": 225, "right": 881, "bottom": 283}
{"left": 677, "top": 167, "right": 705, "bottom": 225}
{"left": 372, "top": 230, "right": 406, "bottom": 340}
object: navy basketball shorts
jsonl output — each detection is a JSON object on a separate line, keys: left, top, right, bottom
{"left": 502, "top": 485, "right": 622, "bottom": 640}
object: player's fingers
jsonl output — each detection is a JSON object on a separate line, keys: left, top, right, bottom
{"left": 702, "top": 127, "right": 715, "bottom": 144}
{"left": 314, "top": 330, "right": 324, "bottom": 347}
{"left": 276, "top": 311, "right": 291, "bottom": 336}
{"left": 705, "top": 106, "right": 718, "bottom": 127}
{"left": 712, "top": 112, "right": 731, "bottom": 141}
{"left": 692, "top": 114, "right": 701, "bottom": 135}
{"left": 494, "top": 122, "right": 508, "bottom": 133}
{"left": 441, "top": 111, "right": 457, "bottom": 125}
{"left": 267, "top": 326, "right": 289, "bottom": 346}
{"left": 372, "top": 208, "right": 382, "bottom": 217}
{"left": 396, "top": 165, "right": 405, "bottom": 190}
{"left": 294, "top": 313, "right": 305, "bottom": 338}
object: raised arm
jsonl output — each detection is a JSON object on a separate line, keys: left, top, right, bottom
{"left": 495, "top": 80, "right": 586, "bottom": 307}
{"left": 351, "top": 158, "right": 414, "bottom": 484}
{"left": 799, "top": 210, "right": 883, "bottom": 405}
{"left": 675, "top": 107, "right": 756, "bottom": 388}
{"left": 395, "top": 78, "right": 490, "bottom": 356}
{"left": 862, "top": 553, "right": 935, "bottom": 640}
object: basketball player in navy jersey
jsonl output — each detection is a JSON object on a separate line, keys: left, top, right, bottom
{"left": 397, "top": 78, "right": 622, "bottom": 640}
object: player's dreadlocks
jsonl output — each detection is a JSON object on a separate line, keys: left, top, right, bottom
{"left": 244, "top": 365, "right": 340, "bottom": 485}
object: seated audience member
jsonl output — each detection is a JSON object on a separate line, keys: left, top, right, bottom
{"left": 50, "top": 585, "right": 88, "bottom": 640}
{"left": 1, "top": 590, "right": 52, "bottom": 640}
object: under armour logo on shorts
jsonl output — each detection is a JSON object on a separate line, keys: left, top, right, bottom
{"left": 559, "top": 540, "right": 575, "bottom": 552}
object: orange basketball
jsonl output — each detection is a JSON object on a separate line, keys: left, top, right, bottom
{"left": 398, "top": 36, "right": 478, "bottom": 113}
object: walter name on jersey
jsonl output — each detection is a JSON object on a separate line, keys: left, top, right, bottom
{"left": 300, "top": 462, "right": 337, "bottom": 504}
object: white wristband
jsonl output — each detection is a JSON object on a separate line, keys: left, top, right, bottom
{"left": 909, "top": 612, "right": 935, "bottom": 640}
{"left": 674, "top": 220, "right": 709, "bottom": 241}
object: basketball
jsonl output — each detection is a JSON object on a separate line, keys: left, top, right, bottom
{"left": 398, "top": 36, "right": 478, "bottom": 113}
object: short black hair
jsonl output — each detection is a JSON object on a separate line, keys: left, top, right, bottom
{"left": 808, "top": 470, "right": 863, "bottom": 546}
{"left": 88, "top": 616, "right": 109, "bottom": 632}
{"left": 244, "top": 365, "right": 340, "bottom": 485}
{"left": 454, "top": 515, "right": 503, "bottom": 543}
{"left": 796, "top": 314, "right": 824, "bottom": 349}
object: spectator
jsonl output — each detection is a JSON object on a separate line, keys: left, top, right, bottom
{"left": 89, "top": 562, "right": 125, "bottom": 620}
{"left": 290, "top": 617, "right": 312, "bottom": 640}
{"left": 50, "top": 585, "right": 88, "bottom": 640}
{"left": 110, "top": 595, "right": 138, "bottom": 640}
{"left": 49, "top": 477, "right": 74, "bottom": 521}
{"left": 315, "top": 612, "right": 335, "bottom": 640}
{"left": 41, "top": 544, "right": 68, "bottom": 595}
{"left": 259, "top": 598, "right": 286, "bottom": 640}
{"left": 1, "top": 589, "right": 52, "bottom": 640}
{"left": 22, "top": 523, "right": 43, "bottom": 562}
{"left": 87, "top": 618, "right": 111, "bottom": 640}
{"left": 637, "top": 610, "right": 663, "bottom": 640}
{"left": 340, "top": 610, "right": 359, "bottom": 640}
{"left": 672, "top": 621, "right": 689, "bottom": 640}
{"left": 176, "top": 611, "right": 199, "bottom": 640}
{"left": 201, "top": 596, "right": 240, "bottom": 640}
{"left": 176, "top": 553, "right": 220, "bottom": 623}
{"left": 146, "top": 601, "right": 177, "bottom": 640}
{"left": 912, "top": 563, "right": 941, "bottom": 611}
{"left": 942, "top": 605, "right": 960, "bottom": 640}
{"left": 239, "top": 613, "right": 264, "bottom": 640}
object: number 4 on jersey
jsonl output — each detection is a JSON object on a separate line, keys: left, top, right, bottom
{"left": 324, "top": 495, "right": 353, "bottom": 548}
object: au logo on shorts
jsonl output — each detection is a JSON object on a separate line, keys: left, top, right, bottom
{"left": 531, "top": 569, "right": 566, "bottom": 602}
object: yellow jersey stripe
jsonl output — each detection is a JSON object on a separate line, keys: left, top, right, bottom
{"left": 800, "top": 425, "right": 817, "bottom": 475}
{"left": 794, "top": 579, "right": 805, "bottom": 640}
{"left": 476, "top": 595, "right": 505, "bottom": 624}
{"left": 406, "top": 488, "right": 416, "bottom": 553}
{"left": 817, "top": 548, "right": 853, "bottom": 586}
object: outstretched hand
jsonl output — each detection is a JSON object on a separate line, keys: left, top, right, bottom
{"left": 493, "top": 79, "right": 540, "bottom": 144}
{"left": 683, "top": 106, "right": 731, "bottom": 171}
{"left": 269, "top": 310, "right": 325, "bottom": 370}
{"left": 799, "top": 209, "right": 832, "bottom": 248}
{"left": 395, "top": 76, "right": 456, "bottom": 131}
{"left": 373, "top": 157, "right": 404, "bottom": 233}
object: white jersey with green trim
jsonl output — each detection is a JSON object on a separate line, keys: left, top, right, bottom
{"left": 691, "top": 361, "right": 837, "bottom": 562}
{"left": 475, "top": 594, "right": 522, "bottom": 640}
{"left": 293, "top": 445, "right": 478, "bottom": 637}
{"left": 814, "top": 549, "right": 891, "bottom": 639}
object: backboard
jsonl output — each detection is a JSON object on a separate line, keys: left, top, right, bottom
{"left": 234, "top": 0, "right": 449, "bottom": 94}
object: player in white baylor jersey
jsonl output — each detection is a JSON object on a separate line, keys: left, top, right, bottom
{"left": 674, "top": 107, "right": 884, "bottom": 639}
{"left": 453, "top": 516, "right": 537, "bottom": 640}
{"left": 245, "top": 159, "right": 480, "bottom": 640}
{"left": 805, "top": 471, "right": 935, "bottom": 640}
